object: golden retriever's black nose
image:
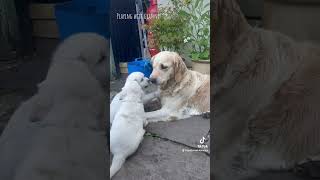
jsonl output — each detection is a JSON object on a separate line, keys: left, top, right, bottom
{"left": 150, "top": 78, "right": 157, "bottom": 84}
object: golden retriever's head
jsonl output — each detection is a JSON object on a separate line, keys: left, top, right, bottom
{"left": 149, "top": 51, "right": 187, "bottom": 87}
{"left": 213, "top": 0, "right": 249, "bottom": 67}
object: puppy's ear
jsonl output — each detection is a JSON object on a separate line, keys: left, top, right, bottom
{"left": 132, "top": 81, "right": 143, "bottom": 92}
{"left": 97, "top": 53, "right": 106, "bottom": 64}
{"left": 78, "top": 53, "right": 89, "bottom": 64}
{"left": 173, "top": 52, "right": 187, "bottom": 82}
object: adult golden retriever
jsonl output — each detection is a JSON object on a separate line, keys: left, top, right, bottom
{"left": 146, "top": 51, "right": 210, "bottom": 122}
{"left": 213, "top": 0, "right": 320, "bottom": 179}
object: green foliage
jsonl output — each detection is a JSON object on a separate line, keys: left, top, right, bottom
{"left": 148, "top": 1, "right": 188, "bottom": 53}
{"left": 147, "top": 0, "right": 210, "bottom": 61}
{"left": 181, "top": 0, "right": 210, "bottom": 61}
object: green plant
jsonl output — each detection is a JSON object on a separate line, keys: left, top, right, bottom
{"left": 147, "top": 1, "right": 188, "bottom": 53}
{"left": 181, "top": 0, "right": 210, "bottom": 61}
{"left": 147, "top": 0, "right": 210, "bottom": 60}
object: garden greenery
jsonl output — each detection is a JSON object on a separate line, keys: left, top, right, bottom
{"left": 148, "top": 0, "right": 210, "bottom": 61}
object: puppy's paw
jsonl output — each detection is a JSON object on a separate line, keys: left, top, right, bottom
{"left": 143, "top": 120, "right": 149, "bottom": 127}
{"left": 154, "top": 90, "right": 161, "bottom": 97}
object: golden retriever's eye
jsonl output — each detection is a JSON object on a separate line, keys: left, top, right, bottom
{"left": 161, "top": 64, "right": 168, "bottom": 70}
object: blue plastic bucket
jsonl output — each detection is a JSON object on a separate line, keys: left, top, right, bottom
{"left": 127, "top": 58, "right": 153, "bottom": 78}
{"left": 55, "top": 2, "right": 109, "bottom": 39}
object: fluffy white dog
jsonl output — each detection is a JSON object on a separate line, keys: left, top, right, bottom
{"left": 30, "top": 33, "right": 108, "bottom": 124}
{"left": 0, "top": 33, "right": 107, "bottom": 180}
{"left": 110, "top": 72, "right": 159, "bottom": 125}
{"left": 109, "top": 76, "right": 148, "bottom": 178}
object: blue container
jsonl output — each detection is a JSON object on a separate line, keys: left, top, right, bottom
{"left": 127, "top": 58, "right": 153, "bottom": 78}
{"left": 55, "top": 2, "right": 109, "bottom": 39}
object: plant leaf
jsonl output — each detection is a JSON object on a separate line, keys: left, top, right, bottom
{"left": 194, "top": 0, "right": 201, "bottom": 9}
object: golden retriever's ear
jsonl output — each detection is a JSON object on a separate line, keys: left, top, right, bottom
{"left": 173, "top": 52, "right": 187, "bottom": 82}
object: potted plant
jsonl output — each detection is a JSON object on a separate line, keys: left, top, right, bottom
{"left": 147, "top": 0, "right": 210, "bottom": 73}
{"left": 181, "top": 0, "right": 210, "bottom": 74}
{"left": 147, "top": 0, "right": 188, "bottom": 53}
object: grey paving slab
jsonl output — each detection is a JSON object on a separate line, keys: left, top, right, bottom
{"left": 111, "top": 136, "right": 210, "bottom": 180}
{"left": 146, "top": 115, "right": 210, "bottom": 150}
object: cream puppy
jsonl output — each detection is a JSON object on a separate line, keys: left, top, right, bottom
{"left": 0, "top": 33, "right": 107, "bottom": 180}
{"left": 109, "top": 78, "right": 147, "bottom": 178}
{"left": 110, "top": 72, "right": 159, "bottom": 125}
{"left": 30, "top": 33, "right": 108, "bottom": 122}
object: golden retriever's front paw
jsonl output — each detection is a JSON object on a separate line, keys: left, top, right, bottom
{"left": 168, "top": 116, "right": 178, "bottom": 121}
{"left": 201, "top": 112, "right": 210, "bottom": 119}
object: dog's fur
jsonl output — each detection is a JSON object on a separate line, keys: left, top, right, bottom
{"left": 30, "top": 33, "right": 107, "bottom": 124}
{"left": 146, "top": 51, "right": 210, "bottom": 122}
{"left": 213, "top": 0, "right": 320, "bottom": 179}
{"left": 110, "top": 72, "right": 159, "bottom": 125}
{"left": 110, "top": 79, "right": 147, "bottom": 178}
{"left": 0, "top": 33, "right": 107, "bottom": 180}
{"left": 51, "top": 33, "right": 107, "bottom": 84}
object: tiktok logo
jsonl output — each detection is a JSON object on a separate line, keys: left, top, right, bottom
{"left": 200, "top": 136, "right": 206, "bottom": 144}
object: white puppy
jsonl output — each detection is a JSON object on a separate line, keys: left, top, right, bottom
{"left": 0, "top": 33, "right": 107, "bottom": 180}
{"left": 30, "top": 33, "right": 108, "bottom": 123}
{"left": 110, "top": 78, "right": 147, "bottom": 178}
{"left": 110, "top": 72, "right": 159, "bottom": 125}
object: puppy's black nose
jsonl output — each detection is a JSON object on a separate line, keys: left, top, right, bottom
{"left": 150, "top": 78, "right": 157, "bottom": 84}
